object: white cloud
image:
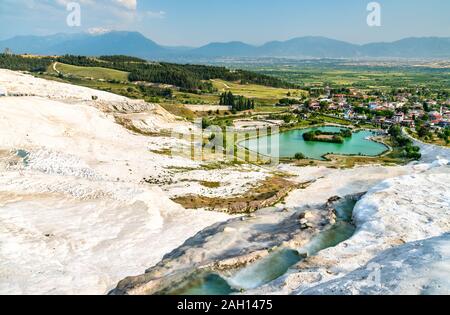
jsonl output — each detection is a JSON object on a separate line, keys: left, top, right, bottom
{"left": 114, "top": 0, "right": 137, "bottom": 11}
{"left": 145, "top": 10, "right": 166, "bottom": 19}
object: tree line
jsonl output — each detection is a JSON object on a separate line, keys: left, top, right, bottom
{"left": 389, "top": 125, "right": 421, "bottom": 160}
{"left": 219, "top": 91, "right": 255, "bottom": 111}
{"left": 0, "top": 54, "right": 53, "bottom": 72}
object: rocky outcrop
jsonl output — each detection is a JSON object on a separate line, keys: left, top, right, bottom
{"left": 172, "top": 177, "right": 309, "bottom": 214}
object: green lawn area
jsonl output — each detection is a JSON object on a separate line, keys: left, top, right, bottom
{"left": 52, "top": 62, "right": 129, "bottom": 81}
{"left": 171, "top": 90, "right": 219, "bottom": 105}
{"left": 211, "top": 79, "right": 308, "bottom": 102}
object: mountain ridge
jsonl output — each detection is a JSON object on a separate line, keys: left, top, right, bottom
{"left": 1, "top": 31, "right": 450, "bottom": 60}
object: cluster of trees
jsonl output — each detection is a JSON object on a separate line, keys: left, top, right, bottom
{"left": 415, "top": 123, "right": 449, "bottom": 145}
{"left": 339, "top": 129, "right": 353, "bottom": 138}
{"left": 0, "top": 54, "right": 53, "bottom": 72}
{"left": 277, "top": 98, "right": 300, "bottom": 106}
{"left": 389, "top": 126, "right": 421, "bottom": 160}
{"left": 126, "top": 62, "right": 215, "bottom": 92}
{"left": 219, "top": 91, "right": 255, "bottom": 111}
{"left": 56, "top": 55, "right": 102, "bottom": 67}
{"left": 137, "top": 85, "right": 172, "bottom": 98}
{"left": 302, "top": 130, "right": 348, "bottom": 144}
{"left": 98, "top": 55, "right": 146, "bottom": 63}
{"left": 294, "top": 153, "right": 306, "bottom": 160}
{"left": 438, "top": 128, "right": 450, "bottom": 144}
{"left": 417, "top": 125, "right": 433, "bottom": 139}
{"left": 302, "top": 128, "right": 352, "bottom": 144}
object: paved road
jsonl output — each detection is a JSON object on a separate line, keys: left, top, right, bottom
{"left": 403, "top": 128, "right": 450, "bottom": 163}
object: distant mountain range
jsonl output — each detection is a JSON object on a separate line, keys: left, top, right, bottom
{"left": 1, "top": 31, "right": 450, "bottom": 60}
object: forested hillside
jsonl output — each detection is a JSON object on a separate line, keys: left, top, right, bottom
{"left": 56, "top": 55, "right": 296, "bottom": 91}
{"left": 0, "top": 54, "right": 296, "bottom": 92}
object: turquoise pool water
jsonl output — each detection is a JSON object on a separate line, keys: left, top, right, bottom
{"left": 240, "top": 126, "right": 388, "bottom": 160}
{"left": 162, "top": 198, "right": 358, "bottom": 295}
{"left": 164, "top": 273, "right": 236, "bottom": 295}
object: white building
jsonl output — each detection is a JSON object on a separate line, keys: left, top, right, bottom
{"left": 0, "top": 86, "right": 7, "bottom": 96}
{"left": 393, "top": 112, "right": 405, "bottom": 124}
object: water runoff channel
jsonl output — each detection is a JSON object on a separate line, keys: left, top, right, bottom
{"left": 161, "top": 197, "right": 358, "bottom": 295}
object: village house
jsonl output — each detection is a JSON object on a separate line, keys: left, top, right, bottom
{"left": 368, "top": 102, "right": 379, "bottom": 110}
{"left": 355, "top": 114, "right": 367, "bottom": 121}
{"left": 309, "top": 102, "right": 321, "bottom": 111}
{"left": 443, "top": 110, "right": 450, "bottom": 120}
{"left": 344, "top": 110, "right": 354, "bottom": 120}
{"left": 319, "top": 98, "right": 333, "bottom": 103}
{"left": 396, "top": 96, "right": 408, "bottom": 103}
{"left": 402, "top": 119, "right": 415, "bottom": 128}
{"left": 328, "top": 104, "right": 339, "bottom": 110}
{"left": 429, "top": 111, "right": 443, "bottom": 124}
{"left": 409, "top": 109, "right": 424, "bottom": 120}
{"left": 393, "top": 112, "right": 405, "bottom": 124}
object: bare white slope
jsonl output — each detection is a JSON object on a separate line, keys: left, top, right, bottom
{"left": 0, "top": 69, "right": 187, "bottom": 132}
{"left": 0, "top": 73, "right": 230, "bottom": 294}
{"left": 0, "top": 69, "right": 128, "bottom": 102}
{"left": 0, "top": 174, "right": 230, "bottom": 295}
{"left": 302, "top": 233, "right": 450, "bottom": 295}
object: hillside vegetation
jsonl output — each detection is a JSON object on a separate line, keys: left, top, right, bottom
{"left": 51, "top": 62, "right": 130, "bottom": 81}
{"left": 0, "top": 53, "right": 296, "bottom": 91}
{"left": 212, "top": 79, "right": 307, "bottom": 105}
{"left": 0, "top": 53, "right": 304, "bottom": 116}
{"left": 0, "top": 54, "right": 53, "bottom": 72}
{"left": 54, "top": 55, "right": 297, "bottom": 91}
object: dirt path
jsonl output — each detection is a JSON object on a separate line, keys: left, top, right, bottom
{"left": 52, "top": 62, "right": 60, "bottom": 74}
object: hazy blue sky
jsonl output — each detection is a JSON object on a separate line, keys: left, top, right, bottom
{"left": 1, "top": 0, "right": 449, "bottom": 46}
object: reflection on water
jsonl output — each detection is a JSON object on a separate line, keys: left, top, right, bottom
{"left": 161, "top": 273, "right": 236, "bottom": 296}
{"left": 226, "top": 249, "right": 302, "bottom": 290}
{"left": 301, "top": 221, "right": 355, "bottom": 257}
{"left": 16, "top": 149, "right": 30, "bottom": 166}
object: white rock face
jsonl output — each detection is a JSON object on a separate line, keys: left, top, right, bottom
{"left": 0, "top": 70, "right": 231, "bottom": 294}
{"left": 0, "top": 69, "right": 128, "bottom": 102}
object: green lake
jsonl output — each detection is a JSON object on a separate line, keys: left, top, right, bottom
{"left": 240, "top": 126, "right": 388, "bottom": 160}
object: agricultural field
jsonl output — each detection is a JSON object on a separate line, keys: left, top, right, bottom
{"left": 211, "top": 79, "right": 307, "bottom": 104}
{"left": 49, "top": 62, "right": 129, "bottom": 81}
{"left": 265, "top": 67, "right": 450, "bottom": 91}
{"left": 213, "top": 59, "right": 450, "bottom": 91}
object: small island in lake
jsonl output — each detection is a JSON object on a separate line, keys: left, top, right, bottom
{"left": 303, "top": 128, "right": 352, "bottom": 144}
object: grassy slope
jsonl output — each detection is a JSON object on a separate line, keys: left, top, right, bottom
{"left": 52, "top": 62, "right": 129, "bottom": 81}
{"left": 211, "top": 79, "right": 307, "bottom": 101}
